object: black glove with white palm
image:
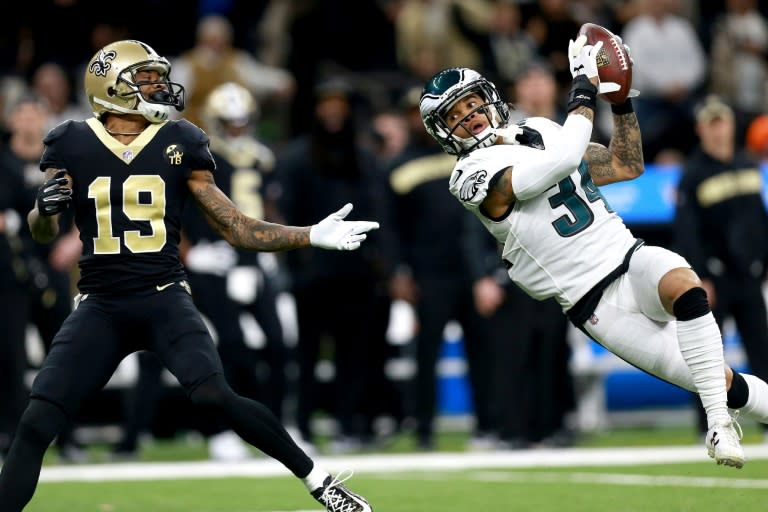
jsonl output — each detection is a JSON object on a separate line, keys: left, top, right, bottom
{"left": 309, "top": 203, "right": 380, "bottom": 251}
{"left": 36, "top": 170, "right": 72, "bottom": 216}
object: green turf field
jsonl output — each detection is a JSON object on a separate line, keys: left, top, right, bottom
{"left": 28, "top": 459, "right": 768, "bottom": 512}
{"left": 20, "top": 423, "right": 768, "bottom": 512}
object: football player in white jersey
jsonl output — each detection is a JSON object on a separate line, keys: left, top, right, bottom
{"left": 419, "top": 35, "right": 768, "bottom": 469}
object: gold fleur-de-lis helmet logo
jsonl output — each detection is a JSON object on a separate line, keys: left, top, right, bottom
{"left": 165, "top": 144, "right": 184, "bottom": 165}
{"left": 89, "top": 49, "right": 117, "bottom": 77}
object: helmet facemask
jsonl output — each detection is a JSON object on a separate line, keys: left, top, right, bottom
{"left": 420, "top": 68, "right": 510, "bottom": 156}
{"left": 433, "top": 97, "right": 508, "bottom": 155}
{"left": 87, "top": 40, "right": 186, "bottom": 124}
{"left": 110, "top": 61, "right": 186, "bottom": 123}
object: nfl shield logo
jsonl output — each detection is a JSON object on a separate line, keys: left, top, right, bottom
{"left": 122, "top": 150, "right": 134, "bottom": 162}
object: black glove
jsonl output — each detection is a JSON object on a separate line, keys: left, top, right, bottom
{"left": 36, "top": 170, "right": 72, "bottom": 216}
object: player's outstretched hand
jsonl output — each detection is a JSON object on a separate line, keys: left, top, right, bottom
{"left": 310, "top": 203, "right": 380, "bottom": 251}
{"left": 36, "top": 170, "right": 72, "bottom": 216}
{"left": 568, "top": 35, "right": 621, "bottom": 95}
{"left": 568, "top": 35, "right": 601, "bottom": 80}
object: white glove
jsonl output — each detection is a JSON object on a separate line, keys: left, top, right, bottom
{"left": 568, "top": 35, "right": 601, "bottom": 79}
{"left": 491, "top": 125, "right": 523, "bottom": 145}
{"left": 568, "top": 35, "right": 621, "bottom": 95}
{"left": 309, "top": 203, "right": 380, "bottom": 251}
{"left": 185, "top": 240, "right": 238, "bottom": 276}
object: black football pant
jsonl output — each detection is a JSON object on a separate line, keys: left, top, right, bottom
{"left": 27, "top": 266, "right": 79, "bottom": 450}
{"left": 292, "top": 276, "right": 384, "bottom": 442}
{"left": 0, "top": 288, "right": 29, "bottom": 457}
{"left": 0, "top": 284, "right": 312, "bottom": 512}
{"left": 412, "top": 278, "right": 495, "bottom": 444}
{"left": 240, "top": 273, "right": 288, "bottom": 420}
{"left": 488, "top": 286, "right": 574, "bottom": 444}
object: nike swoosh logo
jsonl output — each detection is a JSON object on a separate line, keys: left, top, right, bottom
{"left": 156, "top": 282, "right": 175, "bottom": 291}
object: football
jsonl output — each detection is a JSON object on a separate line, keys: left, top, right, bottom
{"left": 578, "top": 22, "right": 632, "bottom": 104}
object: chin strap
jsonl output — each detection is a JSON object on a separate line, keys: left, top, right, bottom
{"left": 93, "top": 97, "right": 172, "bottom": 123}
{"left": 138, "top": 101, "right": 171, "bottom": 122}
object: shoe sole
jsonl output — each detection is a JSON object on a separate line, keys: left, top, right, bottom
{"left": 716, "top": 455, "right": 745, "bottom": 469}
{"left": 708, "top": 449, "right": 745, "bottom": 468}
{"left": 707, "top": 447, "right": 745, "bottom": 469}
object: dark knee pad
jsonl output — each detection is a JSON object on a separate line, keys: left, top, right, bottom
{"left": 188, "top": 373, "right": 236, "bottom": 408}
{"left": 17, "top": 399, "right": 69, "bottom": 446}
{"left": 727, "top": 370, "right": 749, "bottom": 409}
{"left": 672, "top": 287, "right": 710, "bottom": 321}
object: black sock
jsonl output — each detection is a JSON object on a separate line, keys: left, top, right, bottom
{"left": 190, "top": 375, "right": 313, "bottom": 477}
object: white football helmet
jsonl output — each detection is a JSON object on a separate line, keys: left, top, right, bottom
{"left": 202, "top": 82, "right": 259, "bottom": 133}
{"left": 84, "top": 39, "right": 185, "bottom": 123}
{"left": 203, "top": 82, "right": 273, "bottom": 169}
{"left": 419, "top": 68, "right": 510, "bottom": 156}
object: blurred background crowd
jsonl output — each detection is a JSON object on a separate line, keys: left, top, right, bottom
{"left": 2, "top": 0, "right": 768, "bottom": 464}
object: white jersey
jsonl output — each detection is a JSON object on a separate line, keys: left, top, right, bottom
{"left": 448, "top": 117, "right": 638, "bottom": 311}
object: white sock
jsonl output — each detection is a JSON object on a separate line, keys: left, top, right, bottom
{"left": 740, "top": 373, "right": 768, "bottom": 423}
{"left": 677, "top": 314, "right": 730, "bottom": 427}
{"left": 303, "top": 464, "right": 330, "bottom": 493}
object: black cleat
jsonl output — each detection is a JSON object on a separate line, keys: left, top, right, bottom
{"left": 311, "top": 471, "right": 372, "bottom": 512}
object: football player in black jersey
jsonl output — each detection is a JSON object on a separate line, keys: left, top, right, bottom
{"left": 0, "top": 40, "right": 375, "bottom": 512}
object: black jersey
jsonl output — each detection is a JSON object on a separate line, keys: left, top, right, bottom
{"left": 39, "top": 118, "right": 216, "bottom": 293}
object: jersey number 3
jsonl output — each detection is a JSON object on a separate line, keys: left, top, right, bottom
{"left": 548, "top": 161, "right": 613, "bottom": 237}
{"left": 88, "top": 175, "right": 167, "bottom": 254}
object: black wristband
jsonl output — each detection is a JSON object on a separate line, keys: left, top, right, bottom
{"left": 567, "top": 75, "right": 597, "bottom": 113}
{"left": 611, "top": 98, "right": 634, "bottom": 115}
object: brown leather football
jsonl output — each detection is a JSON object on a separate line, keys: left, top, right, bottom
{"left": 578, "top": 23, "right": 632, "bottom": 104}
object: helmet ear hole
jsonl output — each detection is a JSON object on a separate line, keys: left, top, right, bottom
{"left": 107, "top": 86, "right": 116, "bottom": 97}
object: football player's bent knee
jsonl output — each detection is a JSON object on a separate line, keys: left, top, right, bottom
{"left": 189, "top": 374, "right": 237, "bottom": 408}
{"left": 672, "top": 287, "right": 710, "bottom": 321}
{"left": 17, "top": 398, "right": 69, "bottom": 446}
{"left": 659, "top": 267, "right": 702, "bottom": 312}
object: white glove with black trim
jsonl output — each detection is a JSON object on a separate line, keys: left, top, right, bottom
{"left": 568, "top": 35, "right": 621, "bottom": 95}
{"left": 309, "top": 203, "right": 380, "bottom": 251}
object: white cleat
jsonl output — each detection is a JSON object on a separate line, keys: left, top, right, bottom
{"left": 705, "top": 420, "right": 745, "bottom": 469}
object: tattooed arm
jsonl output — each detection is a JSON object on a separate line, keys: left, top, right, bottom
{"left": 188, "top": 169, "right": 310, "bottom": 251}
{"left": 584, "top": 111, "right": 644, "bottom": 186}
{"left": 481, "top": 167, "right": 515, "bottom": 218}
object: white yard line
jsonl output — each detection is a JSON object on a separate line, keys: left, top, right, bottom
{"left": 37, "top": 444, "right": 768, "bottom": 483}
{"left": 375, "top": 470, "right": 768, "bottom": 489}
{"left": 471, "top": 471, "right": 768, "bottom": 489}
